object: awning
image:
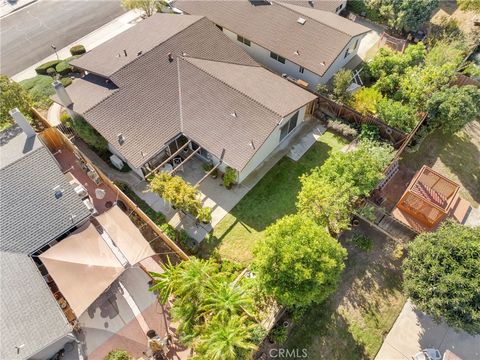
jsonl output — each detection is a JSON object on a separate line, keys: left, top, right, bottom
{"left": 96, "top": 205, "right": 155, "bottom": 265}
{"left": 39, "top": 223, "right": 124, "bottom": 315}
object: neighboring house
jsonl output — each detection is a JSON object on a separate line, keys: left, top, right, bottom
{"left": 54, "top": 14, "right": 316, "bottom": 182}
{"left": 175, "top": 0, "right": 369, "bottom": 89}
{"left": 0, "top": 116, "right": 91, "bottom": 360}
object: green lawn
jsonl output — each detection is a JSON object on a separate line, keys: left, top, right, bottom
{"left": 202, "top": 131, "right": 347, "bottom": 264}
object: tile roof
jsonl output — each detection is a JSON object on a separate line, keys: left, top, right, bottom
{"left": 63, "top": 14, "right": 314, "bottom": 170}
{"left": 176, "top": 0, "right": 370, "bottom": 76}
{"left": 0, "top": 131, "right": 91, "bottom": 254}
{"left": 0, "top": 251, "right": 72, "bottom": 360}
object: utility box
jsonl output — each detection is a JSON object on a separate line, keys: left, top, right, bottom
{"left": 110, "top": 154, "right": 124, "bottom": 170}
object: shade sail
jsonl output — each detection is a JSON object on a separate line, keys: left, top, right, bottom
{"left": 96, "top": 205, "right": 155, "bottom": 265}
{"left": 39, "top": 223, "right": 124, "bottom": 316}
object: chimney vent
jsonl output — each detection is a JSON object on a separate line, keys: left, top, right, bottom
{"left": 294, "top": 50, "right": 300, "bottom": 55}
{"left": 137, "top": 51, "right": 142, "bottom": 56}
{"left": 9, "top": 108, "right": 36, "bottom": 138}
{"left": 123, "top": 49, "right": 128, "bottom": 57}
{"left": 249, "top": 140, "right": 255, "bottom": 149}
{"left": 117, "top": 133, "right": 126, "bottom": 145}
{"left": 297, "top": 17, "right": 306, "bottom": 25}
{"left": 168, "top": 52, "right": 173, "bottom": 62}
{"left": 53, "top": 185, "right": 64, "bottom": 199}
{"left": 231, "top": 111, "right": 237, "bottom": 118}
{"left": 52, "top": 80, "right": 73, "bottom": 107}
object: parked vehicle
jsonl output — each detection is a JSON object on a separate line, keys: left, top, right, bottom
{"left": 413, "top": 349, "right": 442, "bottom": 360}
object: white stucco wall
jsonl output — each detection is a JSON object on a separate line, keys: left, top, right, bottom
{"left": 238, "top": 105, "right": 308, "bottom": 183}
{"left": 221, "top": 28, "right": 364, "bottom": 89}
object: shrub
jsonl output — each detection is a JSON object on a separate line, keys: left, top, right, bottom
{"left": 60, "top": 77, "right": 72, "bottom": 87}
{"left": 376, "top": 98, "right": 417, "bottom": 132}
{"left": 19, "top": 75, "right": 55, "bottom": 109}
{"left": 357, "top": 203, "right": 377, "bottom": 222}
{"left": 348, "top": 232, "right": 373, "bottom": 252}
{"left": 332, "top": 69, "right": 353, "bottom": 104}
{"left": 55, "top": 61, "right": 72, "bottom": 76}
{"left": 271, "top": 325, "right": 288, "bottom": 344}
{"left": 353, "top": 87, "right": 383, "bottom": 115}
{"left": 62, "top": 114, "right": 108, "bottom": 151}
{"left": 392, "top": 244, "right": 405, "bottom": 260}
{"left": 70, "top": 44, "right": 86, "bottom": 56}
{"left": 104, "top": 349, "right": 131, "bottom": 360}
{"left": 359, "top": 124, "right": 380, "bottom": 141}
{"left": 46, "top": 67, "right": 56, "bottom": 77}
{"left": 35, "top": 59, "right": 62, "bottom": 75}
{"left": 160, "top": 223, "right": 177, "bottom": 239}
{"left": 223, "top": 167, "right": 236, "bottom": 189}
{"left": 197, "top": 207, "right": 212, "bottom": 223}
{"left": 325, "top": 118, "right": 358, "bottom": 140}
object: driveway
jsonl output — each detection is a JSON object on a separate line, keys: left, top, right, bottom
{"left": 376, "top": 300, "right": 480, "bottom": 360}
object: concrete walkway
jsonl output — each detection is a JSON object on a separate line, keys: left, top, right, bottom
{"left": 376, "top": 300, "right": 480, "bottom": 360}
{"left": 12, "top": 9, "right": 143, "bottom": 82}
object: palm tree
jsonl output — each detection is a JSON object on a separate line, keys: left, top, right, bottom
{"left": 194, "top": 316, "right": 258, "bottom": 360}
{"left": 201, "top": 282, "right": 253, "bottom": 322}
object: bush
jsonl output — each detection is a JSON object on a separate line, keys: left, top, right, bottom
{"left": 35, "top": 59, "right": 62, "bottom": 75}
{"left": 223, "top": 167, "right": 236, "bottom": 189}
{"left": 104, "top": 349, "right": 131, "bottom": 360}
{"left": 325, "top": 118, "right": 358, "bottom": 140}
{"left": 60, "top": 77, "right": 72, "bottom": 87}
{"left": 62, "top": 114, "right": 108, "bottom": 151}
{"left": 19, "top": 75, "right": 55, "bottom": 109}
{"left": 70, "top": 44, "right": 86, "bottom": 56}
{"left": 352, "top": 87, "right": 384, "bottom": 115}
{"left": 271, "top": 325, "right": 288, "bottom": 344}
{"left": 55, "top": 61, "right": 73, "bottom": 76}
{"left": 348, "top": 232, "right": 373, "bottom": 252}
{"left": 359, "top": 124, "right": 380, "bottom": 141}
{"left": 392, "top": 244, "right": 405, "bottom": 260}
{"left": 376, "top": 98, "right": 417, "bottom": 132}
{"left": 46, "top": 67, "right": 56, "bottom": 77}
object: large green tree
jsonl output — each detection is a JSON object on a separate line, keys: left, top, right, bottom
{"left": 376, "top": 98, "right": 417, "bottom": 132}
{"left": 253, "top": 214, "right": 347, "bottom": 307}
{"left": 427, "top": 85, "right": 480, "bottom": 134}
{"left": 332, "top": 68, "right": 354, "bottom": 104}
{"left": 0, "top": 75, "right": 32, "bottom": 130}
{"left": 403, "top": 222, "right": 480, "bottom": 334}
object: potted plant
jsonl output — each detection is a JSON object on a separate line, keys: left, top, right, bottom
{"left": 202, "top": 162, "right": 218, "bottom": 179}
{"left": 222, "top": 167, "right": 236, "bottom": 189}
{"left": 197, "top": 207, "right": 212, "bottom": 224}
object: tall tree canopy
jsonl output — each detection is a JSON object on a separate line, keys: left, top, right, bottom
{"left": 427, "top": 85, "right": 480, "bottom": 134}
{"left": 253, "top": 214, "right": 347, "bottom": 308}
{"left": 0, "top": 75, "right": 32, "bottom": 130}
{"left": 403, "top": 222, "right": 480, "bottom": 334}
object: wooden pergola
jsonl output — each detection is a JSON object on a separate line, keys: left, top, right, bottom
{"left": 395, "top": 165, "right": 460, "bottom": 228}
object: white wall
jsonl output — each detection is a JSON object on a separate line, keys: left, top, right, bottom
{"left": 108, "top": 143, "right": 144, "bottom": 178}
{"left": 221, "top": 28, "right": 364, "bottom": 89}
{"left": 238, "top": 105, "right": 308, "bottom": 183}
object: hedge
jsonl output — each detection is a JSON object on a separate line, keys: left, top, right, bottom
{"left": 61, "top": 77, "right": 72, "bottom": 87}
{"left": 55, "top": 61, "right": 72, "bottom": 76}
{"left": 70, "top": 44, "right": 86, "bottom": 56}
{"left": 35, "top": 60, "right": 62, "bottom": 75}
{"left": 46, "top": 67, "right": 56, "bottom": 76}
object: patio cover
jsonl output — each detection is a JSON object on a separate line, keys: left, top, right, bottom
{"left": 96, "top": 205, "right": 155, "bottom": 265}
{"left": 39, "top": 223, "right": 124, "bottom": 316}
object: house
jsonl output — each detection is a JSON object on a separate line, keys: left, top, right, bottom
{"left": 54, "top": 14, "right": 317, "bottom": 183}
{"left": 0, "top": 113, "right": 91, "bottom": 360}
{"left": 174, "top": 0, "right": 370, "bottom": 89}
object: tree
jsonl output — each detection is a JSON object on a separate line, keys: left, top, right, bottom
{"left": 457, "top": 0, "right": 480, "bottom": 13}
{"left": 425, "top": 40, "right": 467, "bottom": 68}
{"left": 194, "top": 316, "right": 258, "bottom": 360}
{"left": 253, "top": 214, "right": 347, "bottom": 307}
{"left": 352, "top": 87, "right": 384, "bottom": 115}
{"left": 0, "top": 75, "right": 32, "bottom": 130}
{"left": 403, "top": 221, "right": 480, "bottom": 334}
{"left": 427, "top": 85, "right": 480, "bottom": 134}
{"left": 332, "top": 69, "right": 353, "bottom": 104}
{"left": 149, "top": 172, "right": 207, "bottom": 216}
{"left": 120, "top": 0, "right": 165, "bottom": 16}
{"left": 376, "top": 98, "right": 417, "bottom": 132}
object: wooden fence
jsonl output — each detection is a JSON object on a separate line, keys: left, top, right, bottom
{"left": 316, "top": 94, "right": 408, "bottom": 148}
{"left": 452, "top": 73, "right": 480, "bottom": 87}
{"left": 35, "top": 110, "right": 189, "bottom": 261}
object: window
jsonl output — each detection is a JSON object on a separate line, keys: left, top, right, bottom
{"left": 270, "top": 52, "right": 286, "bottom": 64}
{"left": 353, "top": 39, "right": 359, "bottom": 50}
{"left": 335, "top": 4, "right": 343, "bottom": 12}
{"left": 344, "top": 47, "right": 353, "bottom": 58}
{"left": 237, "top": 35, "right": 251, "bottom": 46}
{"left": 216, "top": 24, "right": 223, "bottom": 31}
{"left": 299, "top": 66, "right": 305, "bottom": 74}
{"left": 279, "top": 111, "right": 299, "bottom": 142}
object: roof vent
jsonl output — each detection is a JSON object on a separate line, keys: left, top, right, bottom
{"left": 320, "top": 61, "right": 326, "bottom": 66}
{"left": 137, "top": 50, "right": 143, "bottom": 56}
{"left": 308, "top": 0, "right": 314, "bottom": 7}
{"left": 294, "top": 50, "right": 300, "bottom": 55}
{"left": 249, "top": 140, "right": 255, "bottom": 149}
{"left": 297, "top": 17, "right": 306, "bottom": 25}
{"left": 231, "top": 111, "right": 237, "bottom": 118}
{"left": 123, "top": 49, "right": 128, "bottom": 57}
{"left": 168, "top": 52, "right": 173, "bottom": 62}
{"left": 117, "top": 133, "right": 126, "bottom": 145}
{"left": 53, "top": 185, "right": 64, "bottom": 199}
{"left": 182, "top": 51, "right": 187, "bottom": 56}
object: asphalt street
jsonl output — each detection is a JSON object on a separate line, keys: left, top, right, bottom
{"left": 1, "top": 0, "right": 125, "bottom": 76}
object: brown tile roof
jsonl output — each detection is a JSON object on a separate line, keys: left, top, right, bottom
{"left": 64, "top": 14, "right": 314, "bottom": 170}
{"left": 176, "top": 0, "right": 370, "bottom": 76}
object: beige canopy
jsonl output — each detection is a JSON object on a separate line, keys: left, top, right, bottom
{"left": 39, "top": 223, "right": 124, "bottom": 315}
{"left": 96, "top": 205, "right": 155, "bottom": 265}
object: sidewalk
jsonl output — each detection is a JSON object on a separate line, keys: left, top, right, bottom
{"left": 12, "top": 9, "right": 144, "bottom": 82}
{"left": 0, "top": 0, "right": 36, "bottom": 18}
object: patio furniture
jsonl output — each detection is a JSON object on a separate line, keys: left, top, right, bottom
{"left": 172, "top": 157, "right": 183, "bottom": 172}
{"left": 160, "top": 163, "right": 173, "bottom": 173}
{"left": 95, "top": 188, "right": 106, "bottom": 199}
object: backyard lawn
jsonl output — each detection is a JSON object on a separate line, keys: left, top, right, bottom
{"left": 401, "top": 121, "right": 480, "bottom": 207}
{"left": 202, "top": 131, "right": 347, "bottom": 263}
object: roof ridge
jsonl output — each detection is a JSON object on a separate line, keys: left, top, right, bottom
{"left": 180, "top": 56, "right": 283, "bottom": 117}
{"left": 109, "top": 15, "right": 206, "bottom": 79}
{"left": 274, "top": 1, "right": 358, "bottom": 37}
